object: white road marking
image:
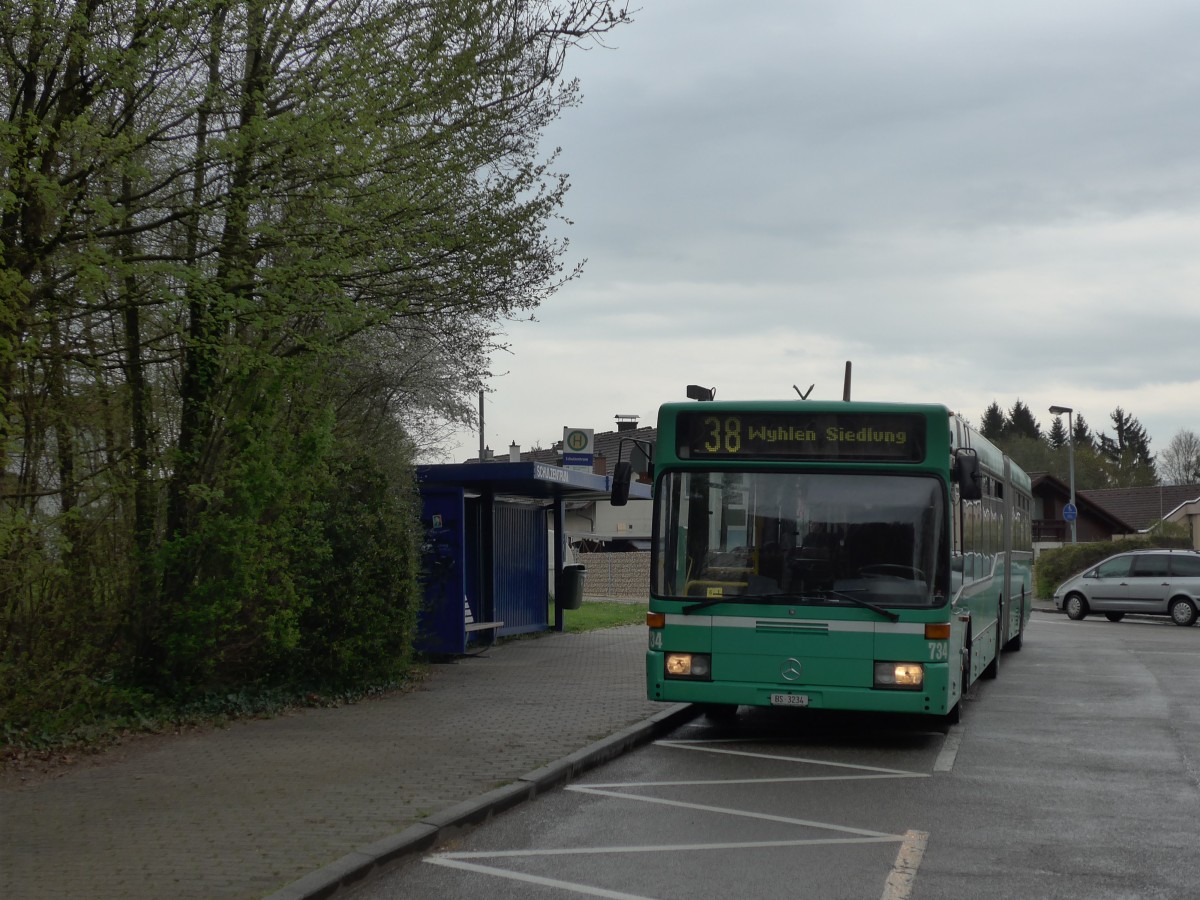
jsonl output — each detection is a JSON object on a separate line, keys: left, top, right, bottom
{"left": 423, "top": 738, "right": 933, "bottom": 897}
{"left": 568, "top": 785, "right": 900, "bottom": 837}
{"left": 880, "top": 830, "right": 929, "bottom": 900}
{"left": 934, "top": 725, "right": 962, "bottom": 772}
{"left": 655, "top": 739, "right": 927, "bottom": 775}
{"left": 426, "top": 857, "right": 656, "bottom": 900}
{"left": 582, "top": 773, "right": 925, "bottom": 787}
{"left": 437, "top": 835, "right": 907, "bottom": 860}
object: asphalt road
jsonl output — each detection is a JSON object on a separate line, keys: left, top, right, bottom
{"left": 346, "top": 609, "right": 1200, "bottom": 899}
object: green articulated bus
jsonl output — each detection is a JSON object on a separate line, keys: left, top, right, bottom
{"left": 613, "top": 398, "right": 1033, "bottom": 722}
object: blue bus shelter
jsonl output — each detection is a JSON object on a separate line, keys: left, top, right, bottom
{"left": 415, "top": 461, "right": 650, "bottom": 655}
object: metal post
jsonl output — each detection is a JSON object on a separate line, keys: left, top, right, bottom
{"left": 1050, "top": 405, "right": 1076, "bottom": 544}
{"left": 478, "top": 390, "right": 485, "bottom": 462}
{"left": 1066, "top": 410, "right": 1076, "bottom": 543}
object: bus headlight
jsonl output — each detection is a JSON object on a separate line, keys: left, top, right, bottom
{"left": 874, "top": 662, "right": 924, "bottom": 689}
{"left": 665, "top": 653, "right": 711, "bottom": 679}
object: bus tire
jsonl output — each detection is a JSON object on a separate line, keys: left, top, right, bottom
{"left": 1169, "top": 597, "right": 1198, "bottom": 626}
{"left": 1065, "top": 593, "right": 1089, "bottom": 620}
{"left": 949, "top": 640, "right": 971, "bottom": 723}
{"left": 1004, "top": 590, "right": 1025, "bottom": 652}
{"left": 945, "top": 700, "right": 961, "bottom": 725}
{"left": 981, "top": 624, "right": 1000, "bottom": 680}
{"left": 698, "top": 703, "right": 739, "bottom": 722}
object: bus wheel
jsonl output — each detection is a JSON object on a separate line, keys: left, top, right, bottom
{"left": 1004, "top": 591, "right": 1025, "bottom": 651}
{"left": 1169, "top": 598, "right": 1198, "bottom": 626}
{"left": 981, "top": 626, "right": 1000, "bottom": 680}
{"left": 1065, "top": 594, "right": 1089, "bottom": 620}
{"left": 947, "top": 645, "right": 970, "bottom": 724}
{"left": 698, "top": 703, "right": 739, "bottom": 723}
{"left": 1004, "top": 624, "right": 1024, "bottom": 651}
{"left": 1104, "top": 612, "right": 1126, "bottom": 622}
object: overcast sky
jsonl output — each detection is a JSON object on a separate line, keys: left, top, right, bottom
{"left": 436, "top": 0, "right": 1200, "bottom": 463}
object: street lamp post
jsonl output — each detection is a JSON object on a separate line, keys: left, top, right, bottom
{"left": 1049, "top": 405, "right": 1076, "bottom": 543}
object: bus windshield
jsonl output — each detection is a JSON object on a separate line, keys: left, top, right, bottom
{"left": 654, "top": 470, "right": 949, "bottom": 608}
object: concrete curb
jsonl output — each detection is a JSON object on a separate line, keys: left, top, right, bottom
{"left": 263, "top": 702, "right": 700, "bottom": 900}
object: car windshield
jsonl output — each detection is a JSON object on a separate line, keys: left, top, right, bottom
{"left": 653, "top": 470, "right": 949, "bottom": 608}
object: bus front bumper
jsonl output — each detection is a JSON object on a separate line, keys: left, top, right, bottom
{"left": 646, "top": 651, "right": 955, "bottom": 716}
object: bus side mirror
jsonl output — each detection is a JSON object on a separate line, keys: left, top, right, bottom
{"left": 611, "top": 461, "right": 633, "bottom": 506}
{"left": 956, "top": 450, "right": 982, "bottom": 501}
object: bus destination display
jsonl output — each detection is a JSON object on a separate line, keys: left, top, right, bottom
{"left": 676, "top": 411, "right": 925, "bottom": 461}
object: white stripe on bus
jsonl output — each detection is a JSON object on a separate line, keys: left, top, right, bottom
{"left": 663, "top": 614, "right": 926, "bottom": 634}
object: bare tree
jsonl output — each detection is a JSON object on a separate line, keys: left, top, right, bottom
{"left": 1160, "top": 429, "right": 1200, "bottom": 485}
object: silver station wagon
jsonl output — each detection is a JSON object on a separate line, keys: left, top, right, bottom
{"left": 1052, "top": 549, "right": 1200, "bottom": 625}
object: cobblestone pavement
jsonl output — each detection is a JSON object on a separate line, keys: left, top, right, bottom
{"left": 1, "top": 625, "right": 671, "bottom": 900}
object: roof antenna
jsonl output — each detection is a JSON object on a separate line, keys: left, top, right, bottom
{"left": 793, "top": 384, "right": 814, "bottom": 400}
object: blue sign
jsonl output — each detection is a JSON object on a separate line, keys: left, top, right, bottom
{"left": 1063, "top": 503, "right": 1078, "bottom": 522}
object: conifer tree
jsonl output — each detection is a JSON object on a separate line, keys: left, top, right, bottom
{"left": 980, "top": 402, "right": 1006, "bottom": 440}
{"left": 1004, "top": 399, "right": 1042, "bottom": 440}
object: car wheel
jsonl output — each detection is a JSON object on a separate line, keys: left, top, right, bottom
{"left": 1169, "top": 597, "right": 1198, "bottom": 627}
{"left": 1065, "top": 593, "right": 1088, "bottom": 620}
{"left": 1104, "top": 612, "right": 1125, "bottom": 623}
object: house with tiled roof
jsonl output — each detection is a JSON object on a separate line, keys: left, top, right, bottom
{"left": 1081, "top": 483, "right": 1200, "bottom": 549}
{"left": 1028, "top": 474, "right": 1200, "bottom": 552}
{"left": 1028, "top": 472, "right": 1135, "bottom": 548}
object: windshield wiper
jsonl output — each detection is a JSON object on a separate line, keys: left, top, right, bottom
{"left": 681, "top": 595, "right": 741, "bottom": 615}
{"left": 682, "top": 590, "right": 899, "bottom": 621}
{"left": 682, "top": 593, "right": 788, "bottom": 614}
{"left": 820, "top": 588, "right": 900, "bottom": 622}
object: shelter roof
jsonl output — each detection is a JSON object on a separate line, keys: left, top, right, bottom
{"left": 416, "top": 461, "right": 651, "bottom": 503}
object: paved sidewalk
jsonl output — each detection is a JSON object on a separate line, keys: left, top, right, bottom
{"left": 1, "top": 624, "right": 691, "bottom": 900}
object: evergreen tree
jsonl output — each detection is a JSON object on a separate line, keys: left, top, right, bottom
{"left": 980, "top": 402, "right": 1006, "bottom": 440}
{"left": 1097, "top": 407, "right": 1156, "bottom": 487}
{"left": 1047, "top": 415, "right": 1069, "bottom": 450}
{"left": 1072, "top": 413, "right": 1095, "bottom": 450}
{"left": 1004, "top": 399, "right": 1042, "bottom": 440}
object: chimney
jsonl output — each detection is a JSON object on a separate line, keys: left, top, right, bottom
{"left": 615, "top": 414, "right": 639, "bottom": 432}
{"left": 509, "top": 441, "right": 521, "bottom": 462}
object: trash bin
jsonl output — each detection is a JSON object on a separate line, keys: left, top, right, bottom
{"left": 556, "top": 564, "right": 586, "bottom": 610}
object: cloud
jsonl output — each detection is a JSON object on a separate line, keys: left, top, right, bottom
{"left": 433, "top": 0, "right": 1200, "bottom": 462}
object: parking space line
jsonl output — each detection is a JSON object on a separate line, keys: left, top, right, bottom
{"left": 880, "top": 830, "right": 928, "bottom": 900}
{"left": 426, "top": 856, "right": 655, "bottom": 900}
{"left": 934, "top": 725, "right": 962, "bottom": 772}
{"left": 568, "top": 785, "right": 900, "bottom": 837}
{"left": 438, "top": 835, "right": 908, "bottom": 860}
{"left": 584, "top": 773, "right": 926, "bottom": 787}
{"left": 424, "top": 737, "right": 931, "bottom": 897}
{"left": 654, "top": 739, "right": 928, "bottom": 775}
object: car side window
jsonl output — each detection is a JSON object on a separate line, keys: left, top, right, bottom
{"left": 1170, "top": 555, "right": 1200, "bottom": 577}
{"left": 1094, "top": 556, "right": 1132, "bottom": 578}
{"left": 1132, "top": 556, "right": 1170, "bottom": 577}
